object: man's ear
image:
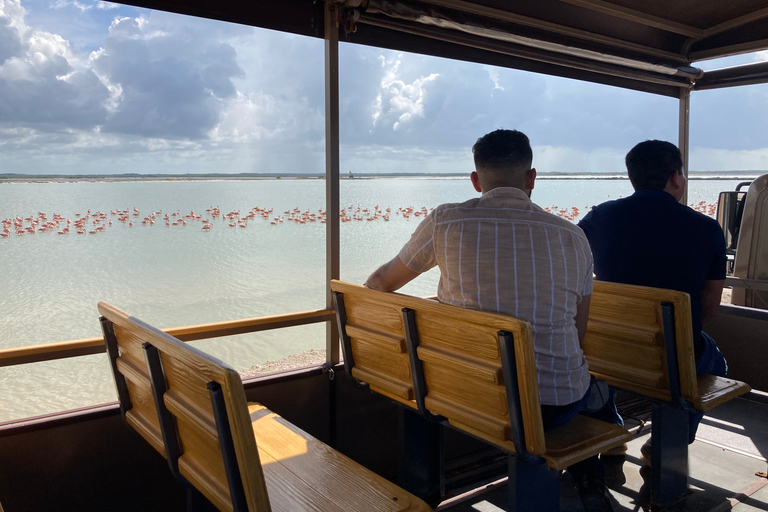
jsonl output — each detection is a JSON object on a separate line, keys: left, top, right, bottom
{"left": 525, "top": 168, "right": 537, "bottom": 191}
{"left": 667, "top": 170, "right": 686, "bottom": 200}
{"left": 470, "top": 171, "right": 483, "bottom": 193}
{"left": 671, "top": 171, "right": 684, "bottom": 189}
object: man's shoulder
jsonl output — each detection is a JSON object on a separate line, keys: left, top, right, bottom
{"left": 534, "top": 204, "right": 589, "bottom": 233}
{"left": 587, "top": 196, "right": 630, "bottom": 215}
{"left": 438, "top": 196, "right": 482, "bottom": 210}
{"left": 677, "top": 201, "right": 721, "bottom": 226}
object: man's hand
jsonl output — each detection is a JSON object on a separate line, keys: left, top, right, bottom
{"left": 364, "top": 256, "right": 421, "bottom": 292}
{"left": 702, "top": 279, "right": 725, "bottom": 324}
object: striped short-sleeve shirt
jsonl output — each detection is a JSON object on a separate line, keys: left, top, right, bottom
{"left": 398, "top": 187, "right": 593, "bottom": 406}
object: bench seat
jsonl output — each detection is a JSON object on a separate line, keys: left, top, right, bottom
{"left": 100, "top": 301, "right": 431, "bottom": 512}
{"left": 249, "top": 404, "right": 428, "bottom": 511}
{"left": 584, "top": 281, "right": 751, "bottom": 411}
{"left": 330, "top": 280, "right": 632, "bottom": 510}
{"left": 695, "top": 374, "right": 750, "bottom": 411}
{"left": 583, "top": 280, "right": 751, "bottom": 508}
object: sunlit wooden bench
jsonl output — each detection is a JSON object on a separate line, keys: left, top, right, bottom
{"left": 99, "top": 301, "right": 431, "bottom": 512}
{"left": 582, "top": 281, "right": 751, "bottom": 508}
{"left": 329, "top": 280, "right": 632, "bottom": 512}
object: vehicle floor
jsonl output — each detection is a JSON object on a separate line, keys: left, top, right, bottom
{"left": 438, "top": 392, "right": 768, "bottom": 512}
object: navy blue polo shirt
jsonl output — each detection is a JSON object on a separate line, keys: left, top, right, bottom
{"left": 578, "top": 189, "right": 726, "bottom": 358}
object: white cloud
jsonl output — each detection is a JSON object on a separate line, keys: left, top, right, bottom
{"left": 484, "top": 65, "right": 504, "bottom": 93}
{"left": 371, "top": 53, "right": 440, "bottom": 131}
{"left": 96, "top": 1, "right": 119, "bottom": 10}
{"left": 211, "top": 91, "right": 322, "bottom": 143}
{"left": 51, "top": 0, "right": 91, "bottom": 12}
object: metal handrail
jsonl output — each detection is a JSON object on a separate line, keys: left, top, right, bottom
{"left": 0, "top": 309, "right": 335, "bottom": 368}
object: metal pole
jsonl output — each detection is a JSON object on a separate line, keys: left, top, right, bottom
{"left": 678, "top": 87, "right": 690, "bottom": 205}
{"left": 325, "top": 0, "right": 341, "bottom": 364}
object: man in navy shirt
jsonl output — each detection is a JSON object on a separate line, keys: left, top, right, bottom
{"left": 578, "top": 140, "right": 727, "bottom": 451}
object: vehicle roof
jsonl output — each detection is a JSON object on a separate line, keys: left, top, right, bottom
{"left": 112, "top": 0, "right": 768, "bottom": 96}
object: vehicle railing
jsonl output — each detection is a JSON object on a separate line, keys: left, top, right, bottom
{"left": 0, "top": 309, "right": 335, "bottom": 368}
{"left": 725, "top": 276, "right": 768, "bottom": 292}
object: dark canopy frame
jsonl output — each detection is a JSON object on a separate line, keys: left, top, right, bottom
{"left": 112, "top": 0, "right": 768, "bottom": 95}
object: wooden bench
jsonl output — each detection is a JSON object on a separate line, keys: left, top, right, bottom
{"left": 329, "top": 280, "right": 632, "bottom": 512}
{"left": 582, "top": 281, "right": 751, "bottom": 507}
{"left": 99, "top": 301, "right": 431, "bottom": 512}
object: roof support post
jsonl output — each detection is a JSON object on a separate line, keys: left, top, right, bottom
{"left": 678, "top": 87, "right": 690, "bottom": 205}
{"left": 325, "top": 0, "right": 341, "bottom": 365}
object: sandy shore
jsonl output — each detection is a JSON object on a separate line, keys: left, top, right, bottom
{"left": 239, "top": 349, "right": 327, "bottom": 379}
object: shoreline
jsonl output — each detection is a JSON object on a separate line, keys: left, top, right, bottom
{"left": 240, "top": 349, "right": 327, "bottom": 379}
{"left": 0, "top": 174, "right": 763, "bottom": 184}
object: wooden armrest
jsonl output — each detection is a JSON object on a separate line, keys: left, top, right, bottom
{"left": 543, "top": 416, "right": 633, "bottom": 470}
{"left": 694, "top": 375, "right": 751, "bottom": 412}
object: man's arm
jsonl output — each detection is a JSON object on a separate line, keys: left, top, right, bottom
{"left": 575, "top": 293, "right": 592, "bottom": 344}
{"left": 702, "top": 279, "right": 725, "bottom": 324}
{"left": 364, "top": 256, "right": 421, "bottom": 292}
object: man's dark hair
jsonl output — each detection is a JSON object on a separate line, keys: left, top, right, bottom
{"left": 625, "top": 140, "right": 683, "bottom": 190}
{"left": 472, "top": 129, "right": 533, "bottom": 173}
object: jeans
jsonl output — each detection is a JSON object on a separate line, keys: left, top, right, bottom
{"left": 540, "top": 378, "right": 624, "bottom": 478}
{"left": 689, "top": 331, "right": 728, "bottom": 443}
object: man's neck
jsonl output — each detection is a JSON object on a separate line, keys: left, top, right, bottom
{"left": 482, "top": 184, "right": 531, "bottom": 197}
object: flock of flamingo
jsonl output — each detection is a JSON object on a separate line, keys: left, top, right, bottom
{"left": 0, "top": 200, "right": 720, "bottom": 239}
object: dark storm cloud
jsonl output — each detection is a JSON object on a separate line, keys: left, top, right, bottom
{"left": 0, "top": 66, "right": 109, "bottom": 127}
{"left": 91, "top": 16, "right": 244, "bottom": 140}
{"left": 0, "top": 0, "right": 110, "bottom": 129}
{"left": 691, "top": 85, "right": 768, "bottom": 150}
{"left": 0, "top": 12, "right": 22, "bottom": 63}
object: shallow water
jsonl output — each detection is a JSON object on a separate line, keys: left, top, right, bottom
{"left": 0, "top": 177, "right": 752, "bottom": 421}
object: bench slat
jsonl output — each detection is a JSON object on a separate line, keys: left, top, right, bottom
{"left": 351, "top": 340, "right": 412, "bottom": 381}
{"left": 425, "top": 394, "right": 510, "bottom": 443}
{"left": 164, "top": 388, "right": 219, "bottom": 438}
{"left": 415, "top": 313, "right": 501, "bottom": 361}
{"left": 421, "top": 363, "right": 508, "bottom": 419}
{"left": 418, "top": 345, "right": 503, "bottom": 385}
{"left": 344, "top": 301, "right": 404, "bottom": 336}
{"left": 178, "top": 451, "right": 233, "bottom": 510}
{"left": 345, "top": 324, "right": 406, "bottom": 353}
{"left": 351, "top": 367, "right": 416, "bottom": 405}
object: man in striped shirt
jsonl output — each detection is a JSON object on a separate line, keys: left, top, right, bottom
{"left": 366, "top": 129, "right": 618, "bottom": 510}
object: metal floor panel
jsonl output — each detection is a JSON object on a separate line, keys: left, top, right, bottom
{"left": 440, "top": 395, "right": 768, "bottom": 512}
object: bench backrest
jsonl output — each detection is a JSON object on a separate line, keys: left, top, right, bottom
{"left": 582, "top": 281, "right": 698, "bottom": 404}
{"left": 100, "top": 310, "right": 165, "bottom": 456}
{"left": 99, "top": 302, "right": 272, "bottom": 512}
{"left": 330, "top": 280, "right": 546, "bottom": 457}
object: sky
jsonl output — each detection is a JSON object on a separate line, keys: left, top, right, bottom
{"left": 0, "top": 0, "right": 767, "bottom": 175}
